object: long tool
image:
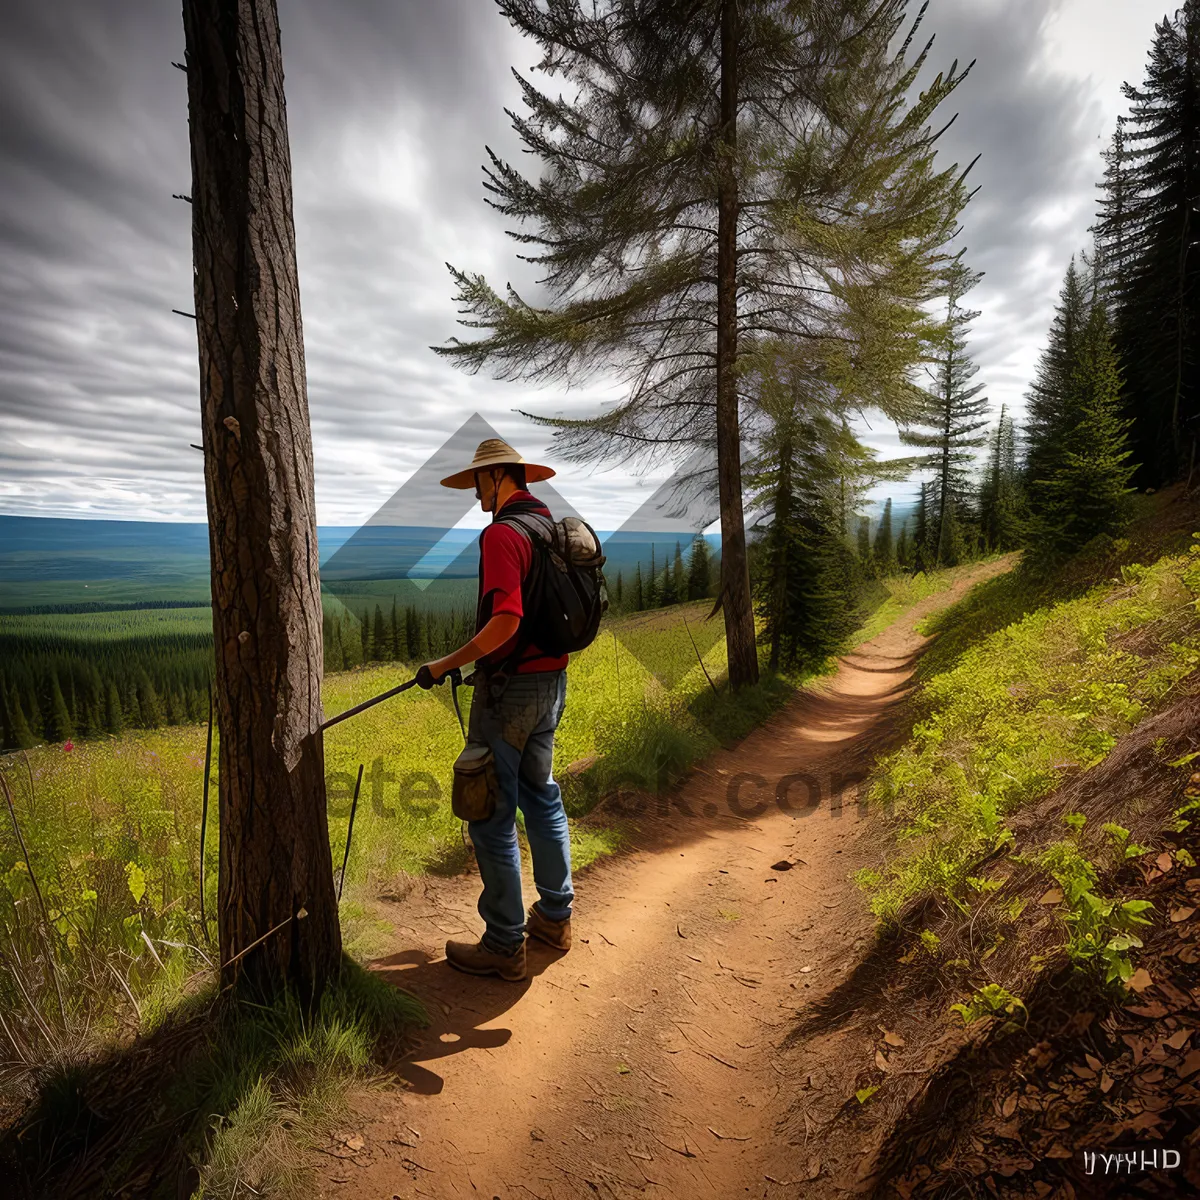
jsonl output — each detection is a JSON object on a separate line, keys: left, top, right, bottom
{"left": 319, "top": 667, "right": 466, "bottom": 737}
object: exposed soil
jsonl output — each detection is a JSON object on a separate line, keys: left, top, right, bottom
{"left": 314, "top": 559, "right": 1014, "bottom": 1199}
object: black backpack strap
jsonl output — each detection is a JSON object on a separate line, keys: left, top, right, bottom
{"left": 485, "top": 508, "right": 557, "bottom": 686}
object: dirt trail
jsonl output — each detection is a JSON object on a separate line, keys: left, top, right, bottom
{"left": 323, "top": 561, "right": 1009, "bottom": 1200}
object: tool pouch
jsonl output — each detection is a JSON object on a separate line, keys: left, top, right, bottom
{"left": 451, "top": 740, "right": 498, "bottom": 822}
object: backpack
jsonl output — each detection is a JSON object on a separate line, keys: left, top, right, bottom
{"left": 492, "top": 499, "right": 608, "bottom": 661}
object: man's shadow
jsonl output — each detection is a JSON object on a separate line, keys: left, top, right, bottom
{"left": 372, "top": 941, "right": 563, "bottom": 1095}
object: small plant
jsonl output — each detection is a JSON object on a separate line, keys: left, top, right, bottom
{"left": 1037, "top": 838, "right": 1155, "bottom": 984}
{"left": 949, "top": 983, "right": 1027, "bottom": 1028}
{"left": 857, "top": 541, "right": 1200, "bottom": 921}
{"left": 1100, "top": 822, "right": 1153, "bottom": 865}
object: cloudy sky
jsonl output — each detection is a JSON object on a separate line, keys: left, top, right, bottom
{"left": 0, "top": 0, "right": 1173, "bottom": 527}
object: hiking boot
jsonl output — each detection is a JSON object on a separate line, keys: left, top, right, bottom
{"left": 445, "top": 938, "right": 527, "bottom": 981}
{"left": 526, "top": 903, "right": 572, "bottom": 952}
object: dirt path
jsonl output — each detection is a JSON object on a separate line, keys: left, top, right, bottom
{"left": 321, "top": 561, "right": 1010, "bottom": 1200}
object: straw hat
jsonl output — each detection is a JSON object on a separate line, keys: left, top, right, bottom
{"left": 439, "top": 438, "right": 556, "bottom": 489}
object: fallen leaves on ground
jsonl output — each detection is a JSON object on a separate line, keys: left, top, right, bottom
{"left": 886, "top": 829, "right": 1200, "bottom": 1197}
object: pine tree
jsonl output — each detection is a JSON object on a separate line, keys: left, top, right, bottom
{"left": 373, "top": 605, "right": 387, "bottom": 662}
{"left": 895, "top": 522, "right": 911, "bottom": 570}
{"left": 405, "top": 605, "right": 420, "bottom": 661}
{"left": 615, "top": 570, "right": 624, "bottom": 609}
{"left": 873, "top": 498, "right": 896, "bottom": 577}
{"left": 856, "top": 515, "right": 874, "bottom": 576}
{"left": 1102, "top": 3, "right": 1200, "bottom": 485}
{"left": 656, "top": 567, "right": 673, "bottom": 606}
{"left": 900, "top": 256, "right": 990, "bottom": 566}
{"left": 687, "top": 535, "right": 712, "bottom": 600}
{"left": 326, "top": 616, "right": 345, "bottom": 672}
{"left": 137, "top": 670, "right": 165, "bottom": 728}
{"left": 1026, "top": 259, "right": 1089, "bottom": 494}
{"left": 49, "top": 672, "right": 74, "bottom": 743}
{"left": 360, "top": 609, "right": 370, "bottom": 662}
{"left": 672, "top": 542, "right": 685, "bottom": 600}
{"left": 435, "top": 0, "right": 974, "bottom": 689}
{"left": 645, "top": 546, "right": 658, "bottom": 609}
{"left": 747, "top": 403, "right": 858, "bottom": 671}
{"left": 632, "top": 563, "right": 645, "bottom": 611}
{"left": 7, "top": 689, "right": 37, "bottom": 750}
{"left": 978, "top": 405, "right": 1025, "bottom": 551}
{"left": 183, "top": 0, "right": 342, "bottom": 998}
{"left": 1027, "top": 299, "right": 1137, "bottom": 555}
{"left": 1092, "top": 123, "right": 1138, "bottom": 305}
{"left": 912, "top": 480, "right": 933, "bottom": 572}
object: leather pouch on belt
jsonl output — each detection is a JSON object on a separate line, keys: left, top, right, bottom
{"left": 451, "top": 741, "right": 498, "bottom": 822}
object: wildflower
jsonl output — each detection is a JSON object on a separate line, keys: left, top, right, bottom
{"left": 63, "top": 741, "right": 74, "bottom": 753}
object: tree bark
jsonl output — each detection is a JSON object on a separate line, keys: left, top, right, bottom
{"left": 182, "top": 0, "right": 341, "bottom": 1001}
{"left": 716, "top": 0, "right": 759, "bottom": 689}
{"left": 768, "top": 420, "right": 793, "bottom": 674}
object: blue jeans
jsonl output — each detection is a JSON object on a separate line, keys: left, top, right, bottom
{"left": 466, "top": 669, "right": 573, "bottom": 953}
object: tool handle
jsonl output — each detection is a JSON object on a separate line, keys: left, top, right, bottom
{"left": 318, "top": 676, "right": 418, "bottom": 732}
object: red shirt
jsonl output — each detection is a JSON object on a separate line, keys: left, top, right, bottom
{"left": 477, "top": 491, "right": 569, "bottom": 674}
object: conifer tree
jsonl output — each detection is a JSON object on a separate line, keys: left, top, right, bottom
{"left": 672, "top": 542, "right": 685, "bottom": 600}
{"left": 659, "top": 564, "right": 677, "bottom": 606}
{"left": 1027, "top": 299, "right": 1136, "bottom": 555}
{"left": 360, "top": 609, "right": 370, "bottom": 662}
{"left": 978, "top": 405, "right": 1024, "bottom": 551}
{"left": 632, "top": 562, "right": 645, "bottom": 611}
{"left": 137, "top": 670, "right": 165, "bottom": 728}
{"left": 1101, "top": 2, "right": 1200, "bottom": 484}
{"left": 7, "top": 690, "right": 37, "bottom": 750}
{"left": 912, "top": 480, "right": 934, "bottom": 572}
{"left": 687, "top": 535, "right": 712, "bottom": 600}
{"left": 855, "top": 515, "right": 876, "bottom": 578}
{"left": 747, "top": 402, "right": 857, "bottom": 671}
{"left": 1092, "top": 123, "right": 1137, "bottom": 305}
{"left": 1025, "top": 259, "right": 1089, "bottom": 488}
{"left": 405, "top": 605, "right": 420, "bottom": 661}
{"left": 49, "top": 672, "right": 74, "bottom": 743}
{"left": 896, "top": 522, "right": 911, "bottom": 570}
{"left": 900, "top": 256, "right": 990, "bottom": 566}
{"left": 326, "top": 617, "right": 345, "bottom": 672}
{"left": 873, "top": 498, "right": 896, "bottom": 576}
{"left": 373, "top": 605, "right": 387, "bottom": 662}
{"left": 615, "top": 570, "right": 624, "bottom": 609}
{"left": 435, "top": 0, "right": 975, "bottom": 688}
{"left": 646, "top": 546, "right": 658, "bottom": 609}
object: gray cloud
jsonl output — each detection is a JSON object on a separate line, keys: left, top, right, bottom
{"left": 0, "top": 0, "right": 1160, "bottom": 525}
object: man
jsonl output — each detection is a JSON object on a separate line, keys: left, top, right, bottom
{"left": 417, "top": 438, "right": 574, "bottom": 981}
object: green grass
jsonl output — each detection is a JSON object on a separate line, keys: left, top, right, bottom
{"left": 10, "top": 959, "right": 424, "bottom": 1200}
{"left": 858, "top": 535, "right": 1200, "bottom": 922}
{"left": 0, "top": 601, "right": 743, "bottom": 1067}
{"left": 191, "top": 963, "right": 423, "bottom": 1199}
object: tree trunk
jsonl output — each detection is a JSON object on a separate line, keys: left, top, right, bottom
{"left": 768, "top": 419, "right": 794, "bottom": 674}
{"left": 182, "top": 0, "right": 341, "bottom": 1002}
{"left": 716, "top": 0, "right": 758, "bottom": 690}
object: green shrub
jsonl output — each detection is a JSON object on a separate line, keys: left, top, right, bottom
{"left": 862, "top": 538, "right": 1200, "bottom": 921}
